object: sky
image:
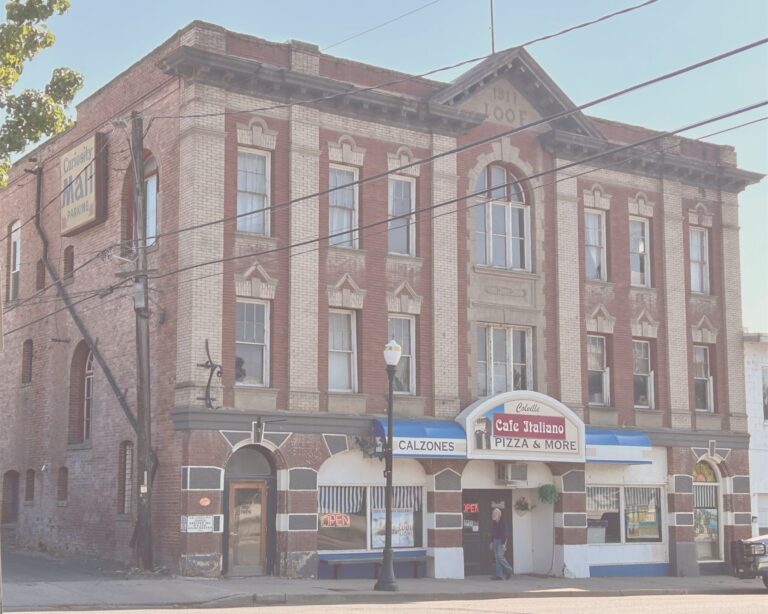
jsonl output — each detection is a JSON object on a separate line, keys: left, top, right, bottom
{"left": 12, "top": 0, "right": 768, "bottom": 330}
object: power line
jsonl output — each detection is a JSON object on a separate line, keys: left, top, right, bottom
{"left": 322, "top": 0, "right": 444, "bottom": 52}
{"left": 138, "top": 35, "right": 767, "bottom": 247}
{"left": 148, "top": 0, "right": 659, "bottom": 122}
{"left": 149, "top": 99, "right": 766, "bottom": 283}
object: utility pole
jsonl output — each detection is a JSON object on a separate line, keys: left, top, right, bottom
{"left": 131, "top": 110, "right": 153, "bottom": 571}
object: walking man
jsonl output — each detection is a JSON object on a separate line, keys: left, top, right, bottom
{"left": 489, "top": 507, "right": 514, "bottom": 580}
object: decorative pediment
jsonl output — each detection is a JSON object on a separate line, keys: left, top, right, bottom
{"left": 586, "top": 303, "right": 615, "bottom": 334}
{"left": 631, "top": 308, "right": 659, "bottom": 338}
{"left": 328, "top": 273, "right": 366, "bottom": 309}
{"left": 387, "top": 146, "right": 420, "bottom": 177}
{"left": 583, "top": 185, "right": 611, "bottom": 210}
{"left": 688, "top": 202, "right": 713, "bottom": 228}
{"left": 629, "top": 192, "right": 654, "bottom": 217}
{"left": 237, "top": 117, "right": 277, "bottom": 150}
{"left": 691, "top": 315, "right": 718, "bottom": 344}
{"left": 386, "top": 281, "right": 423, "bottom": 315}
{"left": 328, "top": 136, "right": 365, "bottom": 166}
{"left": 236, "top": 261, "right": 277, "bottom": 300}
{"left": 431, "top": 47, "right": 601, "bottom": 139}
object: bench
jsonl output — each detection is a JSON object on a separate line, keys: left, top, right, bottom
{"left": 318, "top": 552, "right": 428, "bottom": 579}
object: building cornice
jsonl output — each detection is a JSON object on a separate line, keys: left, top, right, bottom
{"left": 158, "top": 45, "right": 486, "bottom": 136}
{"left": 541, "top": 129, "right": 764, "bottom": 193}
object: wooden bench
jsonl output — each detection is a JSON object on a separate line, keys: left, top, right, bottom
{"left": 318, "top": 553, "right": 428, "bottom": 579}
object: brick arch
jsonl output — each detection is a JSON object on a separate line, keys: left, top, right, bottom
{"left": 68, "top": 340, "right": 93, "bottom": 444}
{"left": 466, "top": 140, "right": 537, "bottom": 205}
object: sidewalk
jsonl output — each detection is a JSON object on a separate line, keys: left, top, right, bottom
{"left": 2, "top": 550, "right": 765, "bottom": 610}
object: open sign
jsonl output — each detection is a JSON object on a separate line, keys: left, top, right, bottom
{"left": 320, "top": 513, "right": 351, "bottom": 528}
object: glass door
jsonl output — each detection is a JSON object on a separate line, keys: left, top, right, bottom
{"left": 228, "top": 481, "right": 268, "bottom": 575}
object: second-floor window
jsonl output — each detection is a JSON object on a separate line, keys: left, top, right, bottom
{"left": 475, "top": 165, "right": 530, "bottom": 271}
{"left": 587, "top": 334, "right": 610, "bottom": 406}
{"left": 237, "top": 149, "right": 269, "bottom": 235}
{"left": 329, "top": 166, "right": 358, "bottom": 248}
{"left": 693, "top": 345, "right": 713, "bottom": 412}
{"left": 329, "top": 310, "right": 357, "bottom": 392}
{"left": 8, "top": 220, "right": 21, "bottom": 300}
{"left": 689, "top": 227, "right": 709, "bottom": 294}
{"left": 629, "top": 217, "right": 650, "bottom": 287}
{"left": 236, "top": 301, "right": 269, "bottom": 386}
{"left": 388, "top": 315, "right": 415, "bottom": 394}
{"left": 585, "top": 210, "right": 607, "bottom": 281}
{"left": 633, "top": 340, "right": 654, "bottom": 409}
{"left": 477, "top": 325, "right": 532, "bottom": 397}
{"left": 388, "top": 177, "right": 415, "bottom": 256}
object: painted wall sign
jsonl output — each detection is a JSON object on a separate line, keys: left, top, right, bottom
{"left": 455, "top": 391, "right": 585, "bottom": 462}
{"left": 393, "top": 436, "right": 466, "bottom": 458}
{"left": 180, "top": 514, "right": 223, "bottom": 533}
{"left": 60, "top": 133, "right": 108, "bottom": 236}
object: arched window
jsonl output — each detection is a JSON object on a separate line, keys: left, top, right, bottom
{"left": 474, "top": 164, "right": 530, "bottom": 271}
{"left": 7, "top": 220, "right": 21, "bottom": 300}
{"left": 117, "top": 441, "right": 134, "bottom": 515}
{"left": 25, "top": 469, "right": 35, "bottom": 502}
{"left": 63, "top": 246, "right": 74, "bottom": 280}
{"left": 21, "top": 339, "right": 33, "bottom": 384}
{"left": 693, "top": 461, "right": 721, "bottom": 561}
{"left": 57, "top": 467, "right": 68, "bottom": 502}
{"left": 2, "top": 470, "right": 20, "bottom": 523}
{"left": 35, "top": 259, "right": 45, "bottom": 291}
{"left": 68, "top": 341, "right": 94, "bottom": 445}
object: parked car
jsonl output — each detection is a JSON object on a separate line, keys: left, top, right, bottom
{"left": 730, "top": 535, "right": 768, "bottom": 589}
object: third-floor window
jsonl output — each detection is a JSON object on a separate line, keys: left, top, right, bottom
{"left": 475, "top": 165, "right": 530, "bottom": 272}
{"left": 585, "top": 210, "right": 607, "bottom": 281}
{"left": 629, "top": 217, "right": 650, "bottom": 287}
{"left": 329, "top": 165, "right": 358, "bottom": 248}
{"left": 689, "top": 227, "right": 709, "bottom": 294}
{"left": 237, "top": 149, "right": 270, "bottom": 235}
{"left": 388, "top": 177, "right": 415, "bottom": 256}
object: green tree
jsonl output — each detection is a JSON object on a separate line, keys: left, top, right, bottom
{"left": 0, "top": 0, "right": 82, "bottom": 187}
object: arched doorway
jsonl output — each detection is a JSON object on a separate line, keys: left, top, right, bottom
{"left": 224, "top": 445, "right": 276, "bottom": 576}
{"left": 693, "top": 461, "right": 722, "bottom": 562}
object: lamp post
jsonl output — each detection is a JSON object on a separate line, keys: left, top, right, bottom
{"left": 374, "top": 339, "right": 402, "bottom": 592}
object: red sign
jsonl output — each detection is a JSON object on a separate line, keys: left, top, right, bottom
{"left": 320, "top": 513, "right": 351, "bottom": 528}
{"left": 493, "top": 414, "right": 566, "bottom": 440}
{"left": 463, "top": 502, "right": 479, "bottom": 514}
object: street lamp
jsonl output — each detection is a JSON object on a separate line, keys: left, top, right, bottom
{"left": 374, "top": 339, "right": 402, "bottom": 592}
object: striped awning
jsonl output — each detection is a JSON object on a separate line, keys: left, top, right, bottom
{"left": 370, "top": 486, "right": 422, "bottom": 512}
{"left": 318, "top": 486, "right": 365, "bottom": 514}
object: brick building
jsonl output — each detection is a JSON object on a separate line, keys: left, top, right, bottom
{"left": 0, "top": 21, "right": 763, "bottom": 579}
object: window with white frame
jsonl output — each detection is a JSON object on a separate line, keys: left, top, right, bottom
{"left": 477, "top": 325, "right": 532, "bottom": 397}
{"left": 236, "top": 301, "right": 269, "bottom": 386}
{"left": 587, "top": 486, "right": 663, "bottom": 545}
{"left": 475, "top": 165, "right": 530, "bottom": 271}
{"left": 689, "top": 227, "right": 709, "bottom": 294}
{"left": 83, "top": 351, "right": 94, "bottom": 442}
{"left": 237, "top": 149, "right": 270, "bottom": 235}
{"left": 587, "top": 335, "right": 610, "bottom": 406}
{"left": 144, "top": 156, "right": 158, "bottom": 246}
{"left": 388, "top": 177, "right": 415, "bottom": 255}
{"left": 585, "top": 210, "right": 607, "bottom": 281}
{"left": 8, "top": 220, "right": 21, "bottom": 301}
{"left": 329, "top": 310, "right": 357, "bottom": 392}
{"left": 762, "top": 366, "right": 768, "bottom": 421}
{"left": 629, "top": 217, "right": 650, "bottom": 287}
{"left": 388, "top": 316, "right": 415, "bottom": 394}
{"left": 693, "top": 345, "right": 714, "bottom": 412}
{"left": 633, "top": 340, "right": 654, "bottom": 409}
{"left": 329, "top": 166, "right": 358, "bottom": 247}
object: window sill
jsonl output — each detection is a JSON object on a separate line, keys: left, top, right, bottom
{"left": 473, "top": 265, "right": 538, "bottom": 280}
{"left": 629, "top": 285, "right": 657, "bottom": 293}
{"left": 585, "top": 278, "right": 613, "bottom": 288}
{"left": 327, "top": 244, "right": 365, "bottom": 255}
{"left": 67, "top": 442, "right": 93, "bottom": 451}
{"left": 387, "top": 253, "right": 422, "bottom": 265}
{"left": 689, "top": 292, "right": 717, "bottom": 302}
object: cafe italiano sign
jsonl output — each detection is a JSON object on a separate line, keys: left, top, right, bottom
{"left": 455, "top": 391, "right": 585, "bottom": 462}
{"left": 60, "top": 133, "right": 108, "bottom": 236}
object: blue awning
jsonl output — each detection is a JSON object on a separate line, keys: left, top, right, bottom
{"left": 585, "top": 427, "right": 653, "bottom": 464}
{"left": 373, "top": 419, "right": 466, "bottom": 458}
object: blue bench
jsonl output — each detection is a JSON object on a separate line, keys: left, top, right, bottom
{"left": 318, "top": 551, "right": 428, "bottom": 580}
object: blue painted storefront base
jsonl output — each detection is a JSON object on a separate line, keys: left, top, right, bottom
{"left": 317, "top": 550, "right": 427, "bottom": 580}
{"left": 589, "top": 563, "right": 671, "bottom": 577}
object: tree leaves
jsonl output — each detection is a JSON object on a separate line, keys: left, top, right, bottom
{"left": 0, "top": 0, "right": 82, "bottom": 187}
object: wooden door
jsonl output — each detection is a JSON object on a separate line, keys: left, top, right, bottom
{"left": 228, "top": 481, "right": 268, "bottom": 575}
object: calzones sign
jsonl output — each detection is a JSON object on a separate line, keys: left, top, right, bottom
{"left": 60, "top": 133, "right": 108, "bottom": 235}
{"left": 456, "top": 391, "right": 585, "bottom": 462}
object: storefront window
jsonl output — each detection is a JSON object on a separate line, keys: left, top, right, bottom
{"left": 693, "top": 461, "right": 720, "bottom": 561}
{"left": 624, "top": 487, "right": 661, "bottom": 542}
{"left": 317, "top": 485, "right": 423, "bottom": 551}
{"left": 587, "top": 486, "right": 620, "bottom": 544}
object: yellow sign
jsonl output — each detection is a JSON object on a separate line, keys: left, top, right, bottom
{"left": 60, "top": 133, "right": 106, "bottom": 235}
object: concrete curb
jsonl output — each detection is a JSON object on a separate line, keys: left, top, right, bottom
{"left": 7, "top": 585, "right": 764, "bottom": 611}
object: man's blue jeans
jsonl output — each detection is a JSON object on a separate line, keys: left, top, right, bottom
{"left": 492, "top": 538, "right": 514, "bottom": 577}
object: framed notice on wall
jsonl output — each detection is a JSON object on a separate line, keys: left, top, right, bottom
{"left": 60, "top": 132, "right": 108, "bottom": 236}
